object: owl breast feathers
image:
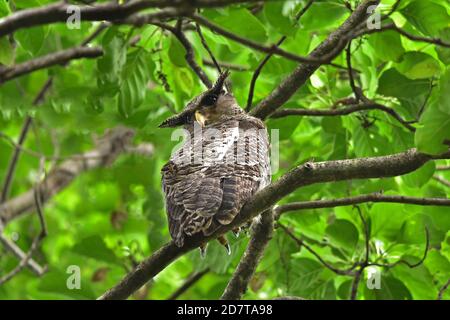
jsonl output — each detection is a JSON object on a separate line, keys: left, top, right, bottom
{"left": 161, "top": 115, "right": 271, "bottom": 247}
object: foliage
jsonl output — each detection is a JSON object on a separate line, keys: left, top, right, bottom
{"left": 0, "top": 0, "right": 449, "bottom": 300}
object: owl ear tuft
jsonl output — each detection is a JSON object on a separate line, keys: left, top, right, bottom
{"left": 211, "top": 70, "right": 230, "bottom": 94}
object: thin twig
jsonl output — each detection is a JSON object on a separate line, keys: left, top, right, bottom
{"left": 195, "top": 23, "right": 221, "bottom": 73}
{"left": 354, "top": 23, "right": 450, "bottom": 48}
{"left": 368, "top": 228, "right": 429, "bottom": 269}
{"left": 154, "top": 21, "right": 212, "bottom": 88}
{"left": 167, "top": 268, "right": 210, "bottom": 300}
{"left": 246, "top": 0, "right": 315, "bottom": 110}
{"left": 202, "top": 59, "right": 248, "bottom": 71}
{"left": 271, "top": 102, "right": 416, "bottom": 132}
{"left": 438, "top": 278, "right": 450, "bottom": 300}
{"left": 274, "top": 192, "right": 450, "bottom": 220}
{"left": 433, "top": 175, "right": 450, "bottom": 188}
{"left": 277, "top": 223, "right": 357, "bottom": 276}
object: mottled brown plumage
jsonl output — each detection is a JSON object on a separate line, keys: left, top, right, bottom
{"left": 160, "top": 72, "right": 271, "bottom": 251}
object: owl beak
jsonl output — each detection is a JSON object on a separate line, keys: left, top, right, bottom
{"left": 194, "top": 111, "right": 207, "bottom": 127}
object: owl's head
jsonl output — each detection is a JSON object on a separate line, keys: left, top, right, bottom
{"left": 159, "top": 71, "right": 242, "bottom": 128}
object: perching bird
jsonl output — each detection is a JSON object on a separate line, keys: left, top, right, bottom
{"left": 159, "top": 71, "right": 271, "bottom": 256}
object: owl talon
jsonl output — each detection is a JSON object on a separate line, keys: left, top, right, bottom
{"left": 232, "top": 227, "right": 241, "bottom": 238}
{"left": 199, "top": 244, "right": 207, "bottom": 259}
{"left": 218, "top": 235, "right": 231, "bottom": 255}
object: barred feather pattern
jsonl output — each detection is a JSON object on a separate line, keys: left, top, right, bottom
{"left": 161, "top": 115, "right": 271, "bottom": 247}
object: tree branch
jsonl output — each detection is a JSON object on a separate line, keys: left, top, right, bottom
{"left": 246, "top": 0, "right": 315, "bottom": 110}
{"left": 99, "top": 147, "right": 448, "bottom": 300}
{"left": 167, "top": 268, "right": 210, "bottom": 300}
{"left": 0, "top": 127, "right": 153, "bottom": 224}
{"left": 438, "top": 278, "right": 450, "bottom": 300}
{"left": 0, "top": 0, "right": 263, "bottom": 38}
{"left": 433, "top": 175, "right": 450, "bottom": 188}
{"left": 191, "top": 13, "right": 350, "bottom": 66}
{"left": 0, "top": 24, "right": 106, "bottom": 205}
{"left": 274, "top": 192, "right": 450, "bottom": 219}
{"left": 0, "top": 46, "right": 102, "bottom": 85}
{"left": 250, "top": 0, "right": 380, "bottom": 120}
{"left": 0, "top": 233, "right": 46, "bottom": 277}
{"left": 278, "top": 223, "right": 358, "bottom": 276}
{"left": 271, "top": 102, "right": 416, "bottom": 132}
{"left": 154, "top": 21, "right": 212, "bottom": 88}
{"left": 354, "top": 23, "right": 450, "bottom": 48}
{"left": 221, "top": 209, "right": 274, "bottom": 300}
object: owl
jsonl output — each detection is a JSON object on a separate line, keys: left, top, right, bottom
{"left": 159, "top": 71, "right": 271, "bottom": 255}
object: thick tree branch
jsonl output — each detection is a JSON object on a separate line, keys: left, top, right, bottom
{"left": 99, "top": 147, "right": 449, "bottom": 300}
{"left": 0, "top": 0, "right": 262, "bottom": 38}
{"left": 0, "top": 46, "right": 102, "bottom": 85}
{"left": 221, "top": 209, "right": 274, "bottom": 300}
{"left": 191, "top": 13, "right": 349, "bottom": 66}
{"left": 250, "top": 0, "right": 380, "bottom": 120}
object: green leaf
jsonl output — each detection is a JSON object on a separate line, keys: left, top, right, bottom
{"left": 174, "top": 67, "right": 193, "bottom": 96}
{"left": 97, "top": 27, "right": 127, "bottom": 93}
{"left": 436, "top": 28, "right": 450, "bottom": 64}
{"left": 396, "top": 52, "right": 440, "bottom": 80}
{"left": 289, "top": 258, "right": 336, "bottom": 300}
{"left": 300, "top": 2, "right": 347, "bottom": 31}
{"left": 117, "top": 48, "right": 153, "bottom": 118}
{"left": 321, "top": 117, "right": 343, "bottom": 134}
{"left": 267, "top": 117, "right": 301, "bottom": 141}
{"left": 401, "top": 1, "right": 450, "bottom": 36}
{"left": 15, "top": 26, "right": 46, "bottom": 55}
{"left": 263, "top": 2, "right": 295, "bottom": 36}
{"left": 364, "top": 276, "right": 412, "bottom": 300}
{"left": 353, "top": 125, "right": 376, "bottom": 157}
{"left": 72, "top": 235, "right": 120, "bottom": 265}
{"left": 0, "top": 37, "right": 14, "bottom": 65}
{"left": 0, "top": 0, "right": 10, "bottom": 17}
{"left": 368, "top": 30, "right": 404, "bottom": 62}
{"left": 325, "top": 219, "right": 359, "bottom": 250}
{"left": 438, "top": 68, "right": 450, "bottom": 115}
{"left": 168, "top": 35, "right": 188, "bottom": 67}
{"left": 337, "top": 280, "right": 352, "bottom": 300}
{"left": 415, "top": 100, "right": 450, "bottom": 155}
{"left": 208, "top": 8, "right": 267, "bottom": 42}
{"left": 402, "top": 161, "right": 435, "bottom": 188}
{"left": 38, "top": 269, "right": 96, "bottom": 300}
{"left": 378, "top": 68, "right": 430, "bottom": 99}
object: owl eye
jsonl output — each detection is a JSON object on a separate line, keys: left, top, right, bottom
{"left": 202, "top": 94, "right": 218, "bottom": 106}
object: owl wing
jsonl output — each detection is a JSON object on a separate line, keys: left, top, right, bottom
{"left": 162, "top": 116, "right": 271, "bottom": 246}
